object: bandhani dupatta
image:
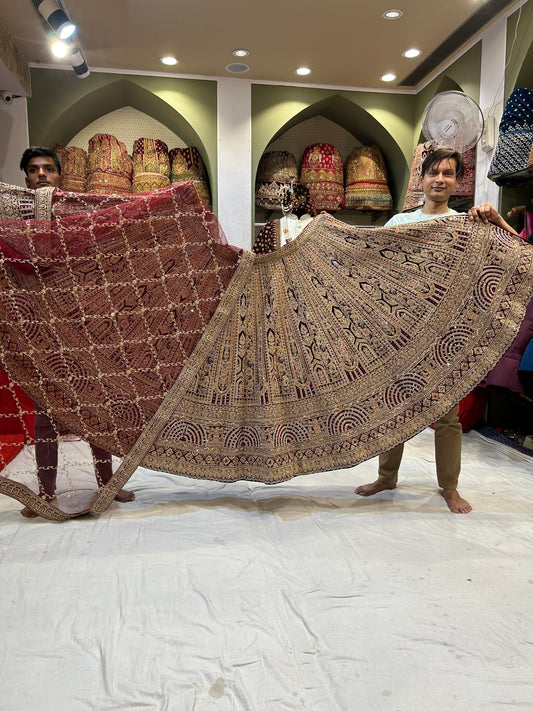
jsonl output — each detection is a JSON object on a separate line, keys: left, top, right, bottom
{"left": 0, "top": 181, "right": 531, "bottom": 520}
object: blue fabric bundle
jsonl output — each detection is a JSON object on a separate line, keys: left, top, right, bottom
{"left": 488, "top": 88, "right": 533, "bottom": 179}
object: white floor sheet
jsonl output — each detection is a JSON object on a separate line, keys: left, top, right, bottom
{"left": 0, "top": 428, "right": 532, "bottom": 711}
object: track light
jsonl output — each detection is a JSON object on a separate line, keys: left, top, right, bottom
{"left": 35, "top": 1, "right": 76, "bottom": 39}
{"left": 70, "top": 48, "right": 90, "bottom": 79}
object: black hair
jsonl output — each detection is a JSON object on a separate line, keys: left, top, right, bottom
{"left": 20, "top": 146, "right": 61, "bottom": 175}
{"left": 421, "top": 147, "right": 465, "bottom": 180}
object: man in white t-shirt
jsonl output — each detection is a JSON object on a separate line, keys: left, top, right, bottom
{"left": 355, "top": 147, "right": 518, "bottom": 514}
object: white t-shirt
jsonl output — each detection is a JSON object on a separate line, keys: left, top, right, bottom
{"left": 385, "top": 208, "right": 458, "bottom": 227}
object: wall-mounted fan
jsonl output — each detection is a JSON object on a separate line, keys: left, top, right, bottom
{"left": 422, "top": 91, "right": 485, "bottom": 152}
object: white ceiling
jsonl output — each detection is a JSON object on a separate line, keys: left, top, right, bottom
{"left": 0, "top": 0, "right": 523, "bottom": 93}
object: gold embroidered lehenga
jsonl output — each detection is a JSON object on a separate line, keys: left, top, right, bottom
{"left": 0, "top": 181, "right": 531, "bottom": 520}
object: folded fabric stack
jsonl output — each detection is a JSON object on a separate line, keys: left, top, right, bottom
{"left": 170, "top": 147, "right": 211, "bottom": 208}
{"left": 58, "top": 146, "right": 88, "bottom": 193}
{"left": 132, "top": 138, "right": 170, "bottom": 193}
{"left": 86, "top": 133, "right": 133, "bottom": 194}
{"left": 54, "top": 146, "right": 64, "bottom": 167}
{"left": 300, "top": 143, "right": 344, "bottom": 213}
{"left": 0, "top": 182, "right": 36, "bottom": 220}
{"left": 488, "top": 87, "right": 533, "bottom": 179}
{"left": 344, "top": 145, "right": 392, "bottom": 211}
{"left": 451, "top": 145, "right": 476, "bottom": 198}
{"left": 401, "top": 141, "right": 437, "bottom": 211}
{"left": 255, "top": 151, "right": 299, "bottom": 211}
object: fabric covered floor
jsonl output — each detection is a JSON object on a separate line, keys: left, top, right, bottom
{"left": 0, "top": 427, "right": 532, "bottom": 711}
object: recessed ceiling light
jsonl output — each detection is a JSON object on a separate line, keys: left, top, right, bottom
{"left": 383, "top": 9, "right": 403, "bottom": 19}
{"left": 51, "top": 40, "right": 69, "bottom": 58}
{"left": 296, "top": 67, "right": 311, "bottom": 76}
{"left": 160, "top": 56, "right": 178, "bottom": 66}
{"left": 225, "top": 62, "right": 250, "bottom": 73}
{"left": 403, "top": 48, "right": 421, "bottom": 58}
{"left": 233, "top": 49, "right": 249, "bottom": 57}
{"left": 381, "top": 73, "right": 397, "bottom": 82}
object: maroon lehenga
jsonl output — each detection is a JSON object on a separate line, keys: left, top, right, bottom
{"left": 0, "top": 181, "right": 531, "bottom": 520}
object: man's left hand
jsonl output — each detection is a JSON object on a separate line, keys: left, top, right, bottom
{"left": 467, "top": 204, "right": 519, "bottom": 235}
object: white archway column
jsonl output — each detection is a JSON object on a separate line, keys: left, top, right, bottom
{"left": 0, "top": 97, "right": 29, "bottom": 186}
{"left": 217, "top": 79, "right": 252, "bottom": 250}
{"left": 475, "top": 18, "right": 507, "bottom": 207}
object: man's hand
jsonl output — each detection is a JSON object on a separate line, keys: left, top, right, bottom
{"left": 467, "top": 203, "right": 519, "bottom": 235}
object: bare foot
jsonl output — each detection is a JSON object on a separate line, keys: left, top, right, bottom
{"left": 20, "top": 494, "right": 57, "bottom": 518}
{"left": 441, "top": 489, "right": 472, "bottom": 514}
{"left": 355, "top": 479, "right": 396, "bottom": 497}
{"left": 114, "top": 489, "right": 135, "bottom": 503}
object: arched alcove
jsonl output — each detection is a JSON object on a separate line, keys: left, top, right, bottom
{"left": 67, "top": 106, "right": 188, "bottom": 154}
{"left": 255, "top": 94, "right": 408, "bottom": 213}
{"left": 38, "top": 79, "right": 213, "bottom": 185}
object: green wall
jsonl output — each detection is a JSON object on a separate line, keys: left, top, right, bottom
{"left": 26, "top": 14, "right": 530, "bottom": 222}
{"left": 252, "top": 85, "right": 413, "bottom": 206}
{"left": 28, "top": 68, "right": 218, "bottom": 207}
{"left": 505, "top": 1, "right": 533, "bottom": 95}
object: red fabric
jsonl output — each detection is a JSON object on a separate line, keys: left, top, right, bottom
{"left": 0, "top": 434, "right": 25, "bottom": 469}
{"left": 457, "top": 388, "right": 488, "bottom": 432}
{"left": 430, "top": 388, "right": 487, "bottom": 432}
{"left": 0, "top": 370, "right": 35, "bottom": 440}
{"left": 0, "top": 182, "right": 241, "bottom": 458}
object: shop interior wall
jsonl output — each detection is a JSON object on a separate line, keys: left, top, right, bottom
{"left": 0, "top": 97, "right": 29, "bottom": 186}
{"left": 501, "top": 2, "right": 533, "bottom": 219}
{"left": 26, "top": 69, "right": 218, "bottom": 211}
{"left": 251, "top": 85, "right": 413, "bottom": 211}
{"left": 8, "top": 5, "right": 531, "bottom": 237}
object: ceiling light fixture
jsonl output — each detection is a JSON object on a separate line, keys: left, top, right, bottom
{"left": 381, "top": 73, "right": 397, "bottom": 82}
{"left": 51, "top": 39, "right": 69, "bottom": 58}
{"left": 233, "top": 49, "right": 249, "bottom": 57}
{"left": 296, "top": 67, "right": 311, "bottom": 76}
{"left": 383, "top": 9, "right": 403, "bottom": 19}
{"left": 403, "top": 48, "right": 421, "bottom": 58}
{"left": 225, "top": 63, "right": 250, "bottom": 73}
{"left": 160, "top": 56, "right": 178, "bottom": 66}
{"left": 35, "top": 0, "right": 76, "bottom": 39}
{"left": 70, "top": 48, "right": 90, "bottom": 79}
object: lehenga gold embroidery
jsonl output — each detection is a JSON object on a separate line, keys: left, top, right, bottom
{"left": 0, "top": 181, "right": 531, "bottom": 520}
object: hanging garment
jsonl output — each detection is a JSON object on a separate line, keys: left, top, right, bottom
{"left": 86, "top": 133, "right": 133, "bottom": 194}
{"left": 488, "top": 88, "right": 533, "bottom": 179}
{"left": 255, "top": 151, "right": 299, "bottom": 211}
{"left": 300, "top": 143, "right": 345, "bottom": 213}
{"left": 0, "top": 182, "right": 531, "bottom": 520}
{"left": 132, "top": 138, "right": 170, "bottom": 193}
{"left": 170, "top": 147, "right": 211, "bottom": 209}
{"left": 253, "top": 215, "right": 314, "bottom": 254}
{"left": 344, "top": 145, "right": 392, "bottom": 211}
{"left": 58, "top": 146, "right": 88, "bottom": 193}
{"left": 449, "top": 146, "right": 476, "bottom": 198}
{"left": 485, "top": 298, "right": 533, "bottom": 396}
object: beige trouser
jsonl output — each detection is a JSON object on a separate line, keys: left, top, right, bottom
{"left": 378, "top": 405, "right": 462, "bottom": 490}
